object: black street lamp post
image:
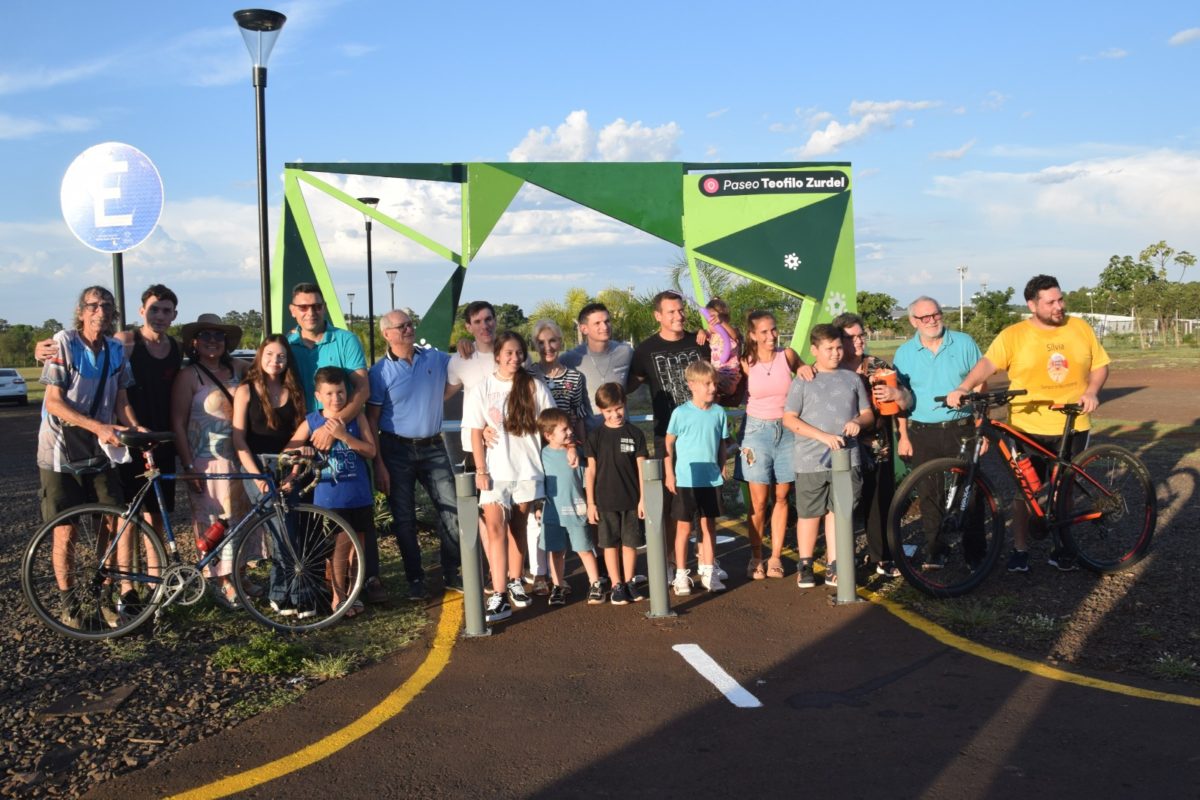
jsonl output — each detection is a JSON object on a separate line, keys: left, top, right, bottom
{"left": 234, "top": 8, "right": 286, "bottom": 339}
{"left": 357, "top": 197, "right": 380, "bottom": 362}
{"left": 347, "top": 292, "right": 355, "bottom": 328}
{"left": 386, "top": 270, "right": 398, "bottom": 314}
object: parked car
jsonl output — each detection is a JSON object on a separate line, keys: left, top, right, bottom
{"left": 231, "top": 349, "right": 257, "bottom": 362}
{"left": 0, "top": 368, "right": 28, "bottom": 405}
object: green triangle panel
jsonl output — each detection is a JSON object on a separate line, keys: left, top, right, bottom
{"left": 693, "top": 192, "right": 851, "bottom": 300}
{"left": 417, "top": 265, "right": 467, "bottom": 350}
{"left": 491, "top": 162, "right": 684, "bottom": 245}
{"left": 466, "top": 164, "right": 525, "bottom": 260}
{"left": 277, "top": 197, "right": 320, "bottom": 333}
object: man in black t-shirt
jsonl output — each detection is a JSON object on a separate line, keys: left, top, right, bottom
{"left": 627, "top": 290, "right": 710, "bottom": 442}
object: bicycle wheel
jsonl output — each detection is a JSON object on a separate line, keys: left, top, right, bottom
{"left": 887, "top": 458, "right": 1004, "bottom": 598}
{"left": 233, "top": 503, "right": 366, "bottom": 633}
{"left": 21, "top": 504, "right": 166, "bottom": 640}
{"left": 1056, "top": 444, "right": 1155, "bottom": 573}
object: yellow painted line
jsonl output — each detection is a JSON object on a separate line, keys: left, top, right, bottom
{"left": 168, "top": 594, "right": 464, "bottom": 800}
{"left": 718, "top": 519, "right": 1200, "bottom": 707}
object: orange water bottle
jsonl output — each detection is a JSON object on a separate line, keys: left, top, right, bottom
{"left": 1014, "top": 454, "right": 1042, "bottom": 492}
{"left": 196, "top": 515, "right": 227, "bottom": 553}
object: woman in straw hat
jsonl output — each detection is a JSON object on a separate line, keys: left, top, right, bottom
{"left": 170, "top": 313, "right": 253, "bottom": 609}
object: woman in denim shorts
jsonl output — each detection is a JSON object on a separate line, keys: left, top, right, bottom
{"left": 735, "top": 311, "right": 804, "bottom": 579}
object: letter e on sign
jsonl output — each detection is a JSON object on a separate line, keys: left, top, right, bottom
{"left": 61, "top": 142, "right": 163, "bottom": 254}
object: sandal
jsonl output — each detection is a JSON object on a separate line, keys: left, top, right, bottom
{"left": 747, "top": 558, "right": 767, "bottom": 580}
{"left": 766, "top": 558, "right": 785, "bottom": 579}
{"left": 210, "top": 582, "right": 242, "bottom": 610}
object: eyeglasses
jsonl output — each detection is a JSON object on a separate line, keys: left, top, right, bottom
{"left": 914, "top": 312, "right": 944, "bottom": 324}
{"left": 844, "top": 332, "right": 868, "bottom": 341}
{"left": 291, "top": 302, "right": 325, "bottom": 313}
{"left": 195, "top": 330, "right": 226, "bottom": 343}
{"left": 82, "top": 302, "right": 116, "bottom": 313}
{"left": 388, "top": 321, "right": 415, "bottom": 331}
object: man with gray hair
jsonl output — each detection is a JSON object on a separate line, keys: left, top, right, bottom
{"left": 891, "top": 295, "right": 986, "bottom": 567}
{"left": 38, "top": 286, "right": 141, "bottom": 629}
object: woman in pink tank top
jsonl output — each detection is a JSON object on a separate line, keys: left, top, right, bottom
{"left": 734, "top": 310, "right": 803, "bottom": 580}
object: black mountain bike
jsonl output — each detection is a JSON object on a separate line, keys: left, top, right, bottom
{"left": 887, "top": 389, "right": 1156, "bottom": 598}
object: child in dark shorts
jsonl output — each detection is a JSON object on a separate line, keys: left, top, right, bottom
{"left": 537, "top": 408, "right": 601, "bottom": 606}
{"left": 584, "top": 382, "right": 648, "bottom": 605}
{"left": 664, "top": 361, "right": 732, "bottom": 595}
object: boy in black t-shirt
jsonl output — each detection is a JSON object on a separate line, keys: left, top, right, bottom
{"left": 585, "top": 382, "right": 648, "bottom": 605}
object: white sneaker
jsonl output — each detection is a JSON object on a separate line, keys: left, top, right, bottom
{"left": 712, "top": 558, "right": 728, "bottom": 581}
{"left": 700, "top": 565, "right": 726, "bottom": 592}
{"left": 672, "top": 569, "right": 693, "bottom": 596}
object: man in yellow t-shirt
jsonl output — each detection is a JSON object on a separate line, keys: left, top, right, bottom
{"left": 947, "top": 275, "right": 1110, "bottom": 573}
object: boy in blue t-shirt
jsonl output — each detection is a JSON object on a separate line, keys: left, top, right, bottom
{"left": 665, "top": 361, "right": 732, "bottom": 595}
{"left": 782, "top": 324, "right": 874, "bottom": 589}
{"left": 538, "top": 408, "right": 602, "bottom": 607}
{"left": 286, "top": 366, "right": 378, "bottom": 619}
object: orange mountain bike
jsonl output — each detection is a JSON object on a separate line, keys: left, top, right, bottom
{"left": 887, "top": 388, "right": 1156, "bottom": 598}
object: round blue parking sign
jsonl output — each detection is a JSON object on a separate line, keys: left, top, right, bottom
{"left": 60, "top": 142, "right": 164, "bottom": 254}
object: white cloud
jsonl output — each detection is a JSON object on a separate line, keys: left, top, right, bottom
{"left": 1168, "top": 27, "right": 1200, "bottom": 46}
{"left": 927, "top": 150, "right": 1200, "bottom": 238}
{"left": 791, "top": 99, "right": 939, "bottom": 157}
{"left": 856, "top": 242, "right": 885, "bottom": 261}
{"left": 706, "top": 108, "right": 729, "bottom": 119}
{"left": 856, "top": 167, "right": 880, "bottom": 179}
{"left": 339, "top": 43, "right": 377, "bottom": 58}
{"left": 981, "top": 90, "right": 1009, "bottom": 110}
{"left": 704, "top": 145, "right": 720, "bottom": 160}
{"left": 931, "top": 138, "right": 977, "bottom": 160}
{"left": 507, "top": 110, "right": 681, "bottom": 163}
{"left": 0, "top": 113, "right": 96, "bottom": 140}
{"left": 0, "top": 59, "right": 113, "bottom": 95}
{"left": 768, "top": 122, "right": 796, "bottom": 133}
{"left": 475, "top": 272, "right": 593, "bottom": 282}
{"left": 1080, "top": 47, "right": 1128, "bottom": 61}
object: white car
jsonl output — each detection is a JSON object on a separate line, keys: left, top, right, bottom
{"left": 0, "top": 368, "right": 28, "bottom": 405}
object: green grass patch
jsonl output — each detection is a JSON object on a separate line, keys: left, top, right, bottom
{"left": 301, "top": 652, "right": 360, "bottom": 681}
{"left": 1150, "top": 652, "right": 1199, "bottom": 681}
{"left": 212, "top": 632, "right": 310, "bottom": 675}
{"left": 230, "top": 686, "right": 304, "bottom": 718}
{"left": 928, "top": 599, "right": 1003, "bottom": 630}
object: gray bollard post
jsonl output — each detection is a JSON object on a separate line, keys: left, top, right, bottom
{"left": 455, "top": 472, "right": 490, "bottom": 636}
{"left": 830, "top": 447, "right": 860, "bottom": 605}
{"left": 642, "top": 458, "right": 676, "bottom": 618}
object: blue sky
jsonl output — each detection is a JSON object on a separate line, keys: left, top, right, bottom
{"left": 2, "top": 1, "right": 1198, "bottom": 327}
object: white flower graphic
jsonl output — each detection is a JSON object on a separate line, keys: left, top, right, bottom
{"left": 825, "top": 292, "right": 847, "bottom": 317}
{"left": 784, "top": 252, "right": 801, "bottom": 270}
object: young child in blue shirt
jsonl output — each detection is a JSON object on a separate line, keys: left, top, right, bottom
{"left": 537, "top": 408, "right": 602, "bottom": 606}
{"left": 665, "top": 361, "right": 732, "bottom": 595}
{"left": 286, "top": 366, "right": 377, "bottom": 619}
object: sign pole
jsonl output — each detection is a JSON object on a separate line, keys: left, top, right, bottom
{"left": 112, "top": 252, "right": 126, "bottom": 331}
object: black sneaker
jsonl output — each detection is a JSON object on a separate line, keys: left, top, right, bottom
{"left": 270, "top": 598, "right": 298, "bottom": 617}
{"left": 626, "top": 581, "right": 644, "bottom": 602}
{"left": 507, "top": 579, "right": 532, "bottom": 609}
{"left": 1006, "top": 550, "right": 1030, "bottom": 573}
{"left": 875, "top": 561, "right": 901, "bottom": 578}
{"left": 610, "top": 583, "right": 631, "bottom": 605}
{"left": 796, "top": 560, "right": 816, "bottom": 589}
{"left": 364, "top": 577, "right": 388, "bottom": 603}
{"left": 443, "top": 573, "right": 464, "bottom": 593}
{"left": 408, "top": 579, "right": 430, "bottom": 601}
{"left": 485, "top": 592, "right": 512, "bottom": 622}
{"left": 295, "top": 603, "right": 318, "bottom": 620}
{"left": 825, "top": 562, "right": 839, "bottom": 589}
{"left": 118, "top": 590, "right": 144, "bottom": 618}
{"left": 548, "top": 585, "right": 567, "bottom": 606}
{"left": 586, "top": 581, "right": 605, "bottom": 605}
{"left": 597, "top": 575, "right": 612, "bottom": 593}
{"left": 1048, "top": 549, "right": 1079, "bottom": 572}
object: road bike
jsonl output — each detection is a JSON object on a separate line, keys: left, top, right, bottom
{"left": 21, "top": 431, "right": 365, "bottom": 639}
{"left": 887, "top": 389, "right": 1156, "bottom": 598}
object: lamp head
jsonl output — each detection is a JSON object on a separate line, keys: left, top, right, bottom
{"left": 234, "top": 9, "right": 287, "bottom": 68}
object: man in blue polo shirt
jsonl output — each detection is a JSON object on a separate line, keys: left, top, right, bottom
{"left": 893, "top": 295, "right": 987, "bottom": 567}
{"left": 286, "top": 282, "right": 369, "bottom": 421}
{"left": 367, "top": 309, "right": 463, "bottom": 599}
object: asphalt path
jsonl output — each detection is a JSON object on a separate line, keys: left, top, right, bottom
{"left": 90, "top": 545, "right": 1200, "bottom": 799}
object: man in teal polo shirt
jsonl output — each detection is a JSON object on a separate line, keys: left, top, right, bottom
{"left": 286, "top": 282, "right": 369, "bottom": 424}
{"left": 892, "top": 295, "right": 986, "bottom": 567}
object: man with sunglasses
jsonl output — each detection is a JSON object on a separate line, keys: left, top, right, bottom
{"left": 893, "top": 296, "right": 987, "bottom": 567}
{"left": 367, "top": 309, "right": 463, "bottom": 599}
{"left": 286, "top": 283, "right": 369, "bottom": 438}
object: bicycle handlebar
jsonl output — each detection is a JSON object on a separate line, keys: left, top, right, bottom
{"left": 933, "top": 388, "right": 1027, "bottom": 406}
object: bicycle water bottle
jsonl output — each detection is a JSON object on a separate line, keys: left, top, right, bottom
{"left": 197, "top": 515, "right": 227, "bottom": 553}
{"left": 1014, "top": 454, "right": 1042, "bottom": 492}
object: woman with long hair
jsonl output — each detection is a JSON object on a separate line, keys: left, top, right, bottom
{"left": 170, "top": 314, "right": 251, "bottom": 608}
{"left": 463, "top": 331, "right": 556, "bottom": 623}
{"left": 736, "top": 310, "right": 803, "bottom": 580}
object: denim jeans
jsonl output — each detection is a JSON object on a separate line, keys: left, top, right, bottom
{"left": 379, "top": 434, "right": 462, "bottom": 581}
{"left": 244, "top": 479, "right": 297, "bottom": 605}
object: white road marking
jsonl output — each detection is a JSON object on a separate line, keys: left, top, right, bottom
{"left": 672, "top": 644, "right": 763, "bottom": 708}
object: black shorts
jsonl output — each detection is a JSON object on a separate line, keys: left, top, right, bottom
{"left": 1013, "top": 430, "right": 1090, "bottom": 484}
{"left": 118, "top": 445, "right": 177, "bottom": 516}
{"left": 40, "top": 468, "right": 123, "bottom": 524}
{"left": 596, "top": 509, "right": 645, "bottom": 549}
{"left": 671, "top": 486, "right": 723, "bottom": 521}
